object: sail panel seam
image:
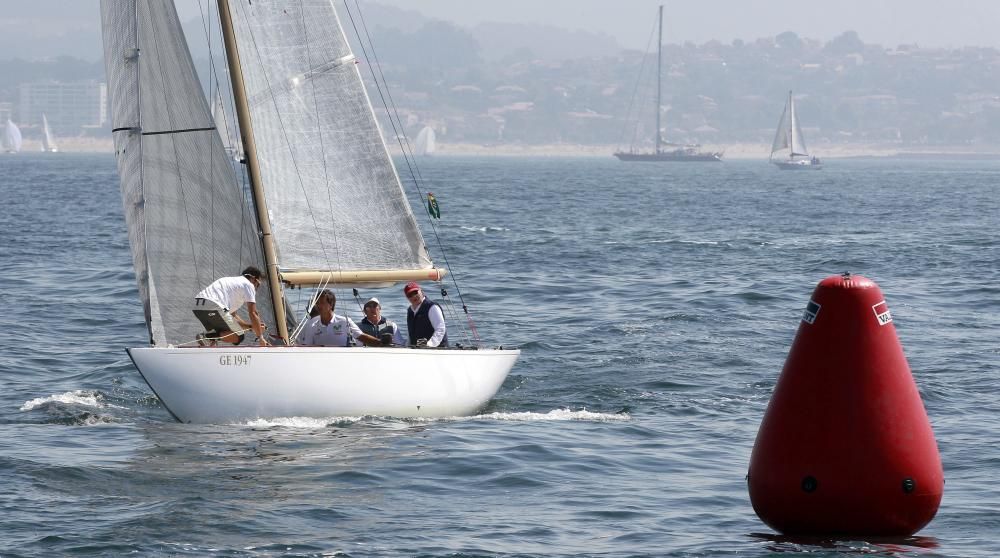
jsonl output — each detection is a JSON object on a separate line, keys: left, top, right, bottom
{"left": 140, "top": 126, "right": 216, "bottom": 136}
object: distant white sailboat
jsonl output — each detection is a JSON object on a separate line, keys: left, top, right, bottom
{"left": 41, "top": 114, "right": 58, "bottom": 153}
{"left": 3, "top": 120, "right": 22, "bottom": 153}
{"left": 414, "top": 125, "right": 436, "bottom": 156}
{"left": 769, "top": 90, "right": 821, "bottom": 170}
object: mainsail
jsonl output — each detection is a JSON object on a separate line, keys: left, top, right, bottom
{"left": 41, "top": 114, "right": 58, "bottom": 152}
{"left": 3, "top": 120, "right": 22, "bottom": 153}
{"left": 414, "top": 126, "right": 436, "bottom": 156}
{"left": 101, "top": 0, "right": 275, "bottom": 346}
{"left": 227, "top": 1, "right": 433, "bottom": 280}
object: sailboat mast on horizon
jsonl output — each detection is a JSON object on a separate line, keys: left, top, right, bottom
{"left": 614, "top": 5, "right": 722, "bottom": 162}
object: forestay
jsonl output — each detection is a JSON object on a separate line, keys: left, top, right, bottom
{"left": 227, "top": 1, "right": 433, "bottom": 278}
{"left": 101, "top": 0, "right": 277, "bottom": 346}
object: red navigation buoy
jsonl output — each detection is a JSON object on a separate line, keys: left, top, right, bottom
{"left": 748, "top": 273, "right": 943, "bottom": 536}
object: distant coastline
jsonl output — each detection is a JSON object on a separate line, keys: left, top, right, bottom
{"left": 408, "top": 142, "right": 1000, "bottom": 160}
{"left": 20, "top": 137, "right": 1000, "bottom": 161}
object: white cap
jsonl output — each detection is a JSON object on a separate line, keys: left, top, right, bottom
{"left": 364, "top": 297, "right": 380, "bottom": 307}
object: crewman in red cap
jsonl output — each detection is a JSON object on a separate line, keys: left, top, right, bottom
{"left": 403, "top": 282, "right": 448, "bottom": 347}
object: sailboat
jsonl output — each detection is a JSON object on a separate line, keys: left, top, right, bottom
{"left": 414, "top": 126, "right": 436, "bottom": 156}
{"left": 769, "top": 90, "right": 821, "bottom": 170}
{"left": 3, "top": 119, "right": 22, "bottom": 153}
{"left": 41, "top": 114, "right": 58, "bottom": 153}
{"left": 100, "top": 0, "right": 519, "bottom": 423}
{"left": 613, "top": 5, "right": 722, "bottom": 163}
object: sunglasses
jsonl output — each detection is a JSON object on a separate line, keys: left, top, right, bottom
{"left": 406, "top": 290, "right": 420, "bottom": 298}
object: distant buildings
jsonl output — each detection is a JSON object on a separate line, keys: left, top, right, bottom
{"left": 16, "top": 81, "right": 107, "bottom": 135}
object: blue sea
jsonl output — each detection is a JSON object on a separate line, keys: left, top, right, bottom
{"left": 1, "top": 153, "right": 997, "bottom": 556}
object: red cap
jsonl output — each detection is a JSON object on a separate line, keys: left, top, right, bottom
{"left": 403, "top": 281, "right": 421, "bottom": 295}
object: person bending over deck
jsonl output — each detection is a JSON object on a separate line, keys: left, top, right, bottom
{"left": 193, "top": 266, "right": 268, "bottom": 347}
{"left": 357, "top": 298, "right": 406, "bottom": 346}
{"left": 403, "top": 282, "right": 448, "bottom": 348}
{"left": 296, "top": 289, "right": 373, "bottom": 347}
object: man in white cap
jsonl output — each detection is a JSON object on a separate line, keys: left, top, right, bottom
{"left": 356, "top": 297, "right": 406, "bottom": 346}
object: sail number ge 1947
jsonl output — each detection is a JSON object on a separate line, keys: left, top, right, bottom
{"left": 219, "top": 354, "right": 252, "bottom": 366}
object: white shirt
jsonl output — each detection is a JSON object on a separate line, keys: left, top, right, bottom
{"left": 409, "top": 296, "right": 447, "bottom": 347}
{"left": 296, "top": 314, "right": 363, "bottom": 347}
{"left": 195, "top": 275, "right": 255, "bottom": 311}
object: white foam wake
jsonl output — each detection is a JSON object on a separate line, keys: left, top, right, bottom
{"left": 241, "top": 408, "right": 629, "bottom": 429}
{"left": 19, "top": 389, "right": 123, "bottom": 412}
{"left": 460, "top": 225, "right": 510, "bottom": 233}
{"left": 243, "top": 416, "right": 366, "bottom": 429}
{"left": 466, "top": 408, "right": 630, "bottom": 422}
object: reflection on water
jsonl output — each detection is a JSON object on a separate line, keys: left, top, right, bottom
{"left": 750, "top": 532, "right": 941, "bottom": 555}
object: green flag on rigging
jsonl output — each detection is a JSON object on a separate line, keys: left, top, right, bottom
{"left": 427, "top": 192, "right": 441, "bottom": 219}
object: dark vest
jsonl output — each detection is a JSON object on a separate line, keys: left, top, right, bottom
{"left": 359, "top": 316, "right": 394, "bottom": 338}
{"left": 407, "top": 298, "right": 448, "bottom": 347}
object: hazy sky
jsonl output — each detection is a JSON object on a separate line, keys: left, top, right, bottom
{"left": 5, "top": 0, "right": 1000, "bottom": 62}
{"left": 368, "top": 0, "right": 1000, "bottom": 50}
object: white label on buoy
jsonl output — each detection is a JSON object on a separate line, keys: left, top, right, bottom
{"left": 802, "top": 300, "right": 821, "bottom": 324}
{"left": 872, "top": 300, "right": 892, "bottom": 325}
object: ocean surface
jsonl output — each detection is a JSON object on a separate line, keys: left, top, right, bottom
{"left": 0, "top": 153, "right": 997, "bottom": 557}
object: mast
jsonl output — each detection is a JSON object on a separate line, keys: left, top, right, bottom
{"left": 655, "top": 5, "right": 663, "bottom": 155}
{"left": 788, "top": 90, "right": 796, "bottom": 156}
{"left": 217, "top": 0, "right": 290, "bottom": 343}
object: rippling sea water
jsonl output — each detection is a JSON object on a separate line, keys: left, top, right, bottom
{"left": 1, "top": 153, "right": 997, "bottom": 556}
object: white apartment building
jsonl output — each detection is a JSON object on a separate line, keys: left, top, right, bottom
{"left": 17, "top": 81, "right": 108, "bottom": 135}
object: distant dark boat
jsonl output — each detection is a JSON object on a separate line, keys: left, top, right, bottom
{"left": 614, "top": 5, "right": 722, "bottom": 163}
{"left": 614, "top": 147, "right": 722, "bottom": 162}
{"left": 770, "top": 90, "right": 821, "bottom": 170}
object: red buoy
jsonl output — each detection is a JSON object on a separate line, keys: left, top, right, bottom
{"left": 748, "top": 273, "right": 943, "bottom": 535}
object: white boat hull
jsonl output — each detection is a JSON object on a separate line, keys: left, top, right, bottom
{"left": 772, "top": 159, "right": 821, "bottom": 170}
{"left": 127, "top": 346, "right": 520, "bottom": 423}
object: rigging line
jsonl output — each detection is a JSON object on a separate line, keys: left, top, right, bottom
{"left": 288, "top": 275, "right": 335, "bottom": 344}
{"left": 299, "top": 1, "right": 346, "bottom": 296}
{"left": 203, "top": 2, "right": 258, "bottom": 294}
{"left": 437, "top": 289, "right": 472, "bottom": 347}
{"left": 618, "top": 19, "right": 658, "bottom": 151}
{"left": 348, "top": 0, "right": 426, "bottom": 188}
{"left": 192, "top": 3, "right": 237, "bottom": 289}
{"left": 196, "top": 0, "right": 217, "bottom": 282}
{"left": 147, "top": 4, "right": 203, "bottom": 296}
{"left": 197, "top": 1, "right": 253, "bottom": 279}
{"left": 345, "top": 0, "right": 477, "bottom": 342}
{"left": 131, "top": 0, "right": 152, "bottom": 345}
{"left": 197, "top": 0, "right": 242, "bottom": 165}
{"left": 232, "top": 0, "right": 338, "bottom": 273}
